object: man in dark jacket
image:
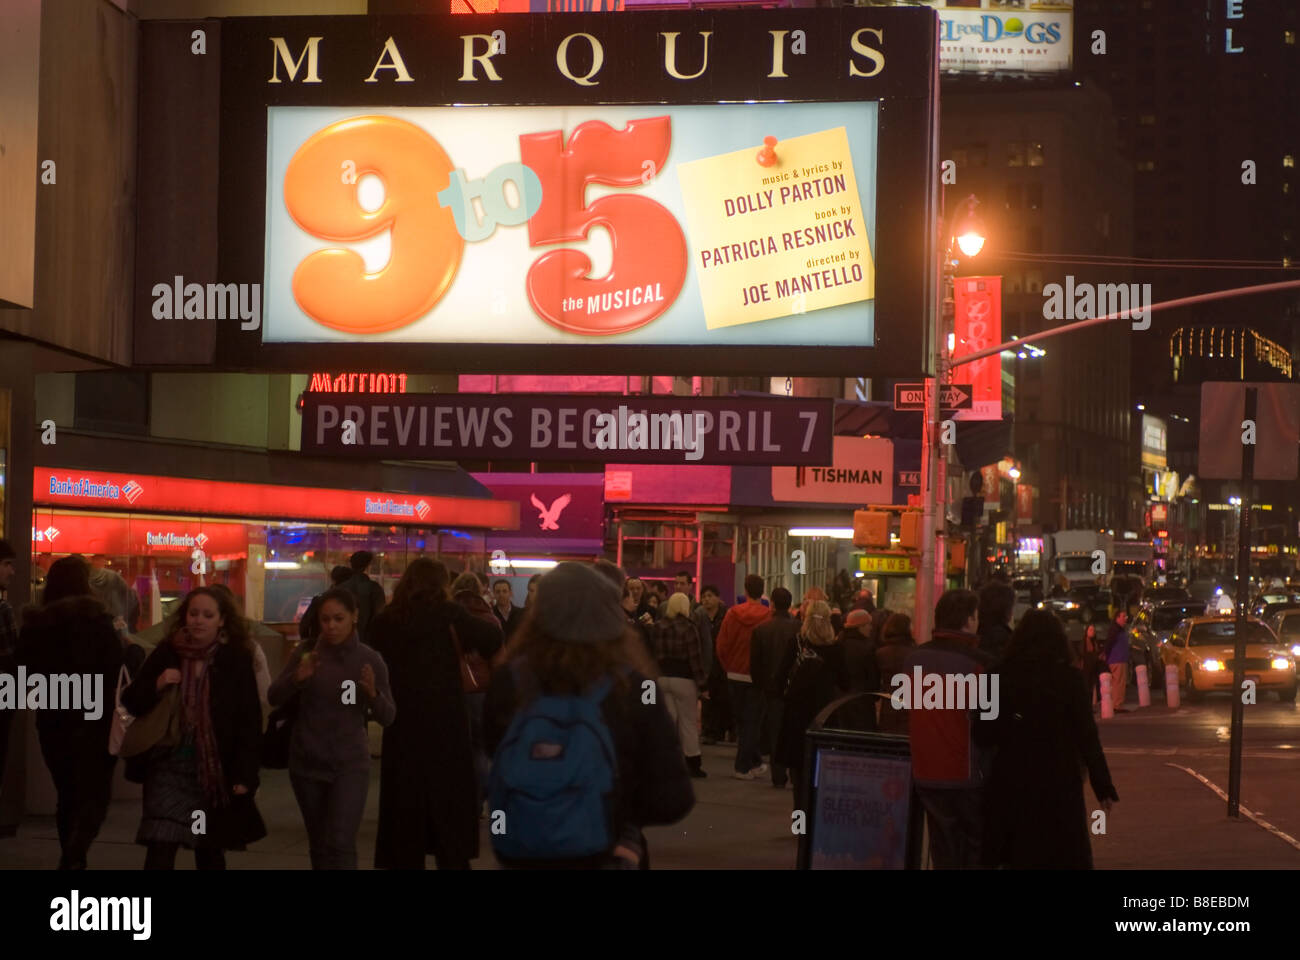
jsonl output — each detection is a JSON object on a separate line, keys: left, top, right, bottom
{"left": 902, "top": 589, "right": 994, "bottom": 869}
{"left": 491, "top": 579, "right": 526, "bottom": 639}
{"left": 674, "top": 570, "right": 715, "bottom": 672}
{"left": 839, "top": 608, "right": 881, "bottom": 695}
{"left": 341, "top": 551, "right": 387, "bottom": 641}
{"left": 749, "top": 587, "right": 800, "bottom": 788}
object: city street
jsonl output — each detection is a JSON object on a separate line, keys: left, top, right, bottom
{"left": 3, "top": 664, "right": 1297, "bottom": 871}
{"left": 4, "top": 1, "right": 1300, "bottom": 928}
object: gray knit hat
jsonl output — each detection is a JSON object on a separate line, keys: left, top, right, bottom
{"left": 535, "top": 561, "right": 627, "bottom": 645}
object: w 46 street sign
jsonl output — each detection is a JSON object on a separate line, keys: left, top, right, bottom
{"left": 893, "top": 383, "right": 973, "bottom": 412}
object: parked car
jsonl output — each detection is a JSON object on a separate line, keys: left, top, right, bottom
{"left": 1267, "top": 609, "right": 1300, "bottom": 658}
{"left": 1250, "top": 592, "right": 1300, "bottom": 618}
{"left": 1038, "top": 590, "right": 1084, "bottom": 622}
{"left": 1258, "top": 600, "right": 1300, "bottom": 624}
{"left": 1160, "top": 616, "right": 1297, "bottom": 702}
{"left": 1129, "top": 600, "right": 1205, "bottom": 687}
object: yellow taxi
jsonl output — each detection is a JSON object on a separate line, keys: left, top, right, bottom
{"left": 1161, "top": 616, "right": 1297, "bottom": 702}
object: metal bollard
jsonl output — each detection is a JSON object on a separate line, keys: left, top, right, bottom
{"left": 1165, "top": 663, "right": 1180, "bottom": 709}
{"left": 1099, "top": 672, "right": 1114, "bottom": 719}
{"left": 1136, "top": 664, "right": 1151, "bottom": 707}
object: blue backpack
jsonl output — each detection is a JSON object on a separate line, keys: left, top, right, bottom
{"left": 488, "top": 670, "right": 619, "bottom": 862}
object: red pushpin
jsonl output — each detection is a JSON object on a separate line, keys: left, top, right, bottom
{"left": 756, "top": 135, "right": 778, "bottom": 167}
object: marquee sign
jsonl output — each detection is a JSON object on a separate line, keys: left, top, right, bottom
{"left": 206, "top": 9, "right": 939, "bottom": 376}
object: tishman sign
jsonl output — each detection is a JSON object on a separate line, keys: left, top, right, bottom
{"left": 215, "top": 9, "right": 938, "bottom": 375}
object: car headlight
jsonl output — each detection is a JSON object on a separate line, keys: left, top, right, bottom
{"left": 1272, "top": 658, "right": 1291, "bottom": 671}
{"left": 1291, "top": 643, "right": 1300, "bottom": 658}
{"left": 1202, "top": 659, "right": 1225, "bottom": 672}
{"left": 1036, "top": 601, "right": 1044, "bottom": 609}
{"left": 1063, "top": 601, "right": 1077, "bottom": 609}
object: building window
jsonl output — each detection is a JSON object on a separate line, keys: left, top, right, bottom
{"left": 1007, "top": 141, "right": 1025, "bottom": 167}
{"left": 1025, "top": 268, "right": 1044, "bottom": 293}
{"left": 1007, "top": 271, "right": 1023, "bottom": 294}
{"left": 1137, "top": 159, "right": 1156, "bottom": 172}
{"left": 1138, "top": 113, "right": 1157, "bottom": 126}
{"left": 1285, "top": 30, "right": 1295, "bottom": 45}
{"left": 1285, "top": 155, "right": 1296, "bottom": 168}
{"left": 1028, "top": 142, "right": 1045, "bottom": 167}
{"left": 1005, "top": 183, "right": 1022, "bottom": 209}
{"left": 1026, "top": 182, "right": 1043, "bottom": 210}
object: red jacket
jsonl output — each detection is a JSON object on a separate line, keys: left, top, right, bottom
{"left": 714, "top": 600, "right": 773, "bottom": 681}
{"left": 901, "top": 629, "right": 993, "bottom": 788}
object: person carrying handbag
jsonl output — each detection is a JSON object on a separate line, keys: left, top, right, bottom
{"left": 451, "top": 572, "right": 506, "bottom": 809}
{"left": 121, "top": 587, "right": 266, "bottom": 870}
{"left": 268, "top": 587, "right": 395, "bottom": 870}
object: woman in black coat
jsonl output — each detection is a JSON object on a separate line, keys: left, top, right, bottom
{"left": 121, "top": 586, "right": 266, "bottom": 869}
{"left": 981, "top": 609, "right": 1119, "bottom": 869}
{"left": 16, "top": 556, "right": 123, "bottom": 870}
{"left": 368, "top": 557, "right": 502, "bottom": 870}
{"left": 774, "top": 601, "right": 852, "bottom": 812}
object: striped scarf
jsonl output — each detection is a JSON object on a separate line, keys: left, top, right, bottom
{"left": 171, "top": 628, "right": 227, "bottom": 807}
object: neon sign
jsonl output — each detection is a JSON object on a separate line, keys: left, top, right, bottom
{"left": 308, "top": 372, "right": 408, "bottom": 393}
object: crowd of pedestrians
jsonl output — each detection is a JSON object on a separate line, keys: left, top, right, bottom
{"left": 0, "top": 536, "right": 1119, "bottom": 871}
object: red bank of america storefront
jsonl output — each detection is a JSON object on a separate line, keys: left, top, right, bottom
{"left": 31, "top": 468, "right": 518, "bottom": 631}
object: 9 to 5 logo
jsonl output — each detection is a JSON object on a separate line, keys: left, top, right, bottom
{"left": 282, "top": 114, "right": 687, "bottom": 337}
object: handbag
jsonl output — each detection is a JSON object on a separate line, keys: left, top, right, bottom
{"left": 262, "top": 641, "right": 313, "bottom": 769}
{"left": 118, "top": 685, "right": 180, "bottom": 758}
{"left": 261, "top": 698, "right": 298, "bottom": 769}
{"left": 108, "top": 663, "right": 134, "bottom": 756}
{"left": 451, "top": 624, "right": 490, "bottom": 693}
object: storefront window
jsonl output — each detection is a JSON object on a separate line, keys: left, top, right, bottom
{"left": 31, "top": 509, "right": 490, "bottom": 628}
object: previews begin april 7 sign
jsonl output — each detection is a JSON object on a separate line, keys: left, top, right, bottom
{"left": 262, "top": 105, "right": 878, "bottom": 347}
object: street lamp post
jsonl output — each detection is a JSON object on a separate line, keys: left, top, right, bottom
{"left": 916, "top": 195, "right": 984, "bottom": 644}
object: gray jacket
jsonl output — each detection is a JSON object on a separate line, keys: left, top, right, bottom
{"left": 268, "top": 632, "right": 395, "bottom": 781}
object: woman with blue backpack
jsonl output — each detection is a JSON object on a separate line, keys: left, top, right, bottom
{"left": 484, "top": 562, "right": 695, "bottom": 869}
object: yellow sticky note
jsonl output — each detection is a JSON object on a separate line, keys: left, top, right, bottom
{"left": 676, "top": 127, "right": 875, "bottom": 331}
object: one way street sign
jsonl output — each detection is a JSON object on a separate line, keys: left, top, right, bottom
{"left": 893, "top": 383, "right": 973, "bottom": 412}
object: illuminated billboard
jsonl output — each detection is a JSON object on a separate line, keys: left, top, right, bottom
{"left": 915, "top": 0, "right": 1072, "bottom": 74}
{"left": 207, "top": 9, "right": 938, "bottom": 376}
{"left": 262, "top": 104, "right": 877, "bottom": 348}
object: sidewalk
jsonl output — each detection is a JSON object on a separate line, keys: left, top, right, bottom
{"left": 1, "top": 743, "right": 1295, "bottom": 869}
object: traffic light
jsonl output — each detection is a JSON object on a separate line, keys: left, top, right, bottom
{"left": 853, "top": 510, "right": 890, "bottom": 547}
{"left": 899, "top": 511, "right": 921, "bottom": 549}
